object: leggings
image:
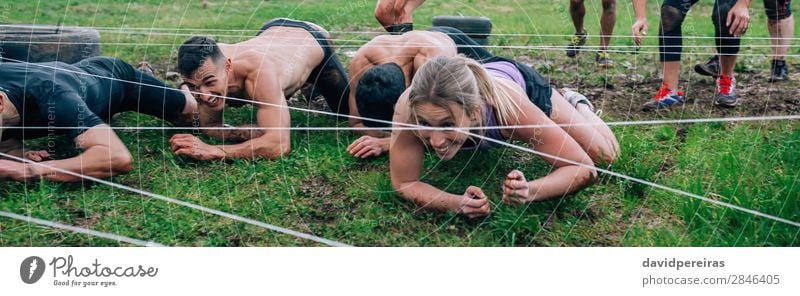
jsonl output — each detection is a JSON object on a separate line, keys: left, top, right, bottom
{"left": 658, "top": 0, "right": 740, "bottom": 61}
{"left": 764, "top": 0, "right": 792, "bottom": 20}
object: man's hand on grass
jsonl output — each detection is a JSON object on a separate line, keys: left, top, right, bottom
{"left": 347, "top": 136, "right": 385, "bottom": 158}
{"left": 170, "top": 134, "right": 226, "bottom": 161}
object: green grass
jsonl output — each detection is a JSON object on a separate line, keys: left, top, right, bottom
{"left": 0, "top": 0, "right": 798, "bottom": 246}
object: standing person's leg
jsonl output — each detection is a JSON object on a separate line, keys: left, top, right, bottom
{"left": 569, "top": 0, "right": 586, "bottom": 34}
{"left": 766, "top": 0, "right": 794, "bottom": 81}
{"left": 712, "top": 0, "right": 744, "bottom": 106}
{"left": 375, "top": 0, "right": 398, "bottom": 28}
{"left": 643, "top": 0, "right": 695, "bottom": 110}
{"left": 566, "top": 0, "right": 588, "bottom": 58}
{"left": 395, "top": 0, "right": 425, "bottom": 24}
{"left": 596, "top": 0, "right": 617, "bottom": 67}
{"left": 376, "top": 0, "right": 424, "bottom": 34}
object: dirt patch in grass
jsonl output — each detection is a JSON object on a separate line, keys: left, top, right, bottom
{"left": 559, "top": 70, "right": 800, "bottom": 119}
{"left": 299, "top": 176, "right": 351, "bottom": 222}
{"left": 73, "top": 211, "right": 102, "bottom": 228}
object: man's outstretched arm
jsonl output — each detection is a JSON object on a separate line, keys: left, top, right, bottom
{"left": 170, "top": 76, "right": 291, "bottom": 160}
{"left": 0, "top": 125, "right": 133, "bottom": 182}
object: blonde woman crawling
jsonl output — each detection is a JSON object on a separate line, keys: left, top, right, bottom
{"left": 390, "top": 55, "right": 620, "bottom": 218}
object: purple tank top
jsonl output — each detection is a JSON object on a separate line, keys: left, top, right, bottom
{"left": 458, "top": 62, "right": 525, "bottom": 151}
{"left": 483, "top": 61, "right": 527, "bottom": 92}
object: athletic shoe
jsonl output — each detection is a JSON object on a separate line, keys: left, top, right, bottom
{"left": 642, "top": 84, "right": 684, "bottom": 111}
{"left": 566, "top": 32, "right": 587, "bottom": 58}
{"left": 562, "top": 88, "right": 595, "bottom": 111}
{"left": 769, "top": 59, "right": 789, "bottom": 82}
{"left": 694, "top": 55, "right": 720, "bottom": 78}
{"left": 595, "top": 51, "right": 614, "bottom": 68}
{"left": 714, "top": 74, "right": 738, "bottom": 107}
{"left": 384, "top": 23, "right": 413, "bottom": 35}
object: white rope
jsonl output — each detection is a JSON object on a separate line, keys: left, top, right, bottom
{"left": 7, "top": 57, "right": 799, "bottom": 135}
{"left": 461, "top": 130, "right": 800, "bottom": 228}
{"left": 4, "top": 115, "right": 799, "bottom": 132}
{"left": 5, "top": 39, "right": 792, "bottom": 49}
{"left": 0, "top": 210, "right": 164, "bottom": 247}
{"left": 2, "top": 41, "right": 796, "bottom": 57}
{"left": 5, "top": 24, "right": 796, "bottom": 40}
{"left": 0, "top": 152, "right": 351, "bottom": 247}
{"left": 0, "top": 56, "right": 414, "bottom": 129}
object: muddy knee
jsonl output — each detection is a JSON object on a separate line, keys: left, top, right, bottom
{"left": 658, "top": 5, "right": 685, "bottom": 62}
{"left": 711, "top": 0, "right": 741, "bottom": 55}
{"left": 589, "top": 143, "right": 618, "bottom": 164}
{"left": 660, "top": 5, "right": 683, "bottom": 34}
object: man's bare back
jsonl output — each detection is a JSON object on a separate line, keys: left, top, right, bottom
{"left": 219, "top": 25, "right": 328, "bottom": 101}
{"left": 351, "top": 31, "right": 456, "bottom": 86}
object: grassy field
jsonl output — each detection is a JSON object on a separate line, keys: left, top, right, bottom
{"left": 0, "top": 0, "right": 798, "bottom": 246}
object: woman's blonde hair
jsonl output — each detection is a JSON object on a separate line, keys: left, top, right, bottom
{"left": 408, "top": 55, "right": 520, "bottom": 127}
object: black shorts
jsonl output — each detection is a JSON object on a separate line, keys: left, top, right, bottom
{"left": 256, "top": 18, "right": 334, "bottom": 82}
{"left": 484, "top": 56, "right": 553, "bottom": 117}
{"left": 74, "top": 57, "right": 187, "bottom": 120}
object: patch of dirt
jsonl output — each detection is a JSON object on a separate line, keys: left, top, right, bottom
{"left": 570, "top": 206, "right": 603, "bottom": 224}
{"left": 73, "top": 211, "right": 101, "bottom": 228}
{"left": 558, "top": 70, "right": 800, "bottom": 120}
{"left": 299, "top": 176, "right": 350, "bottom": 222}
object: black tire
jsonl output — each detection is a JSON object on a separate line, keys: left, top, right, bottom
{"left": 471, "top": 37, "right": 489, "bottom": 46}
{"left": 0, "top": 25, "right": 101, "bottom": 64}
{"left": 432, "top": 16, "right": 492, "bottom": 45}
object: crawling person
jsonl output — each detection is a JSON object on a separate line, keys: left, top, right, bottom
{"left": 0, "top": 56, "right": 197, "bottom": 182}
{"left": 172, "top": 18, "right": 350, "bottom": 161}
{"left": 390, "top": 56, "right": 619, "bottom": 218}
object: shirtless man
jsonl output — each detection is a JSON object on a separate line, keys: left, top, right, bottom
{"left": 171, "top": 18, "right": 350, "bottom": 161}
{"left": 0, "top": 56, "right": 196, "bottom": 182}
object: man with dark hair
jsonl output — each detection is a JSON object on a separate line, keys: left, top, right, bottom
{"left": 170, "top": 18, "right": 350, "bottom": 161}
{"left": 355, "top": 63, "right": 407, "bottom": 128}
{"left": 0, "top": 56, "right": 197, "bottom": 182}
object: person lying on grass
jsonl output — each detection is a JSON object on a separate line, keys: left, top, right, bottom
{"left": 347, "top": 26, "right": 522, "bottom": 158}
{"left": 172, "top": 18, "right": 350, "bottom": 161}
{"left": 0, "top": 57, "right": 197, "bottom": 182}
{"left": 390, "top": 56, "right": 619, "bottom": 218}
